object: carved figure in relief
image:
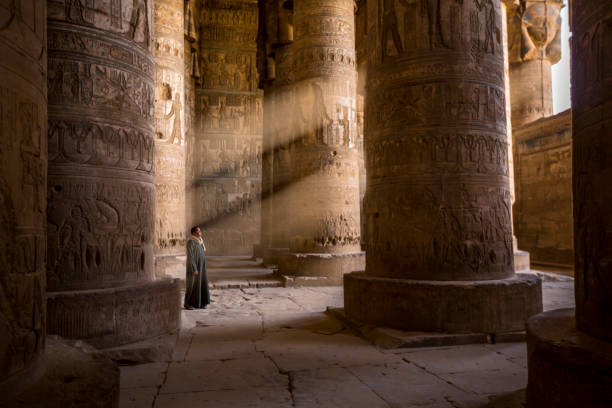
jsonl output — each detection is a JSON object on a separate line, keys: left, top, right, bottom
{"left": 163, "top": 93, "right": 183, "bottom": 144}
{"left": 129, "top": 0, "right": 150, "bottom": 47}
{"left": 65, "top": 0, "right": 87, "bottom": 23}
{"left": 382, "top": 0, "right": 407, "bottom": 58}
{"left": 311, "top": 83, "right": 331, "bottom": 145}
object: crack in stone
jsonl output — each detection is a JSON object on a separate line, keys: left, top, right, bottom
{"left": 151, "top": 361, "right": 171, "bottom": 408}
{"left": 444, "top": 395, "right": 462, "bottom": 408}
{"left": 257, "top": 345, "right": 296, "bottom": 407}
{"left": 345, "top": 367, "right": 393, "bottom": 408}
{"left": 403, "top": 358, "right": 475, "bottom": 395}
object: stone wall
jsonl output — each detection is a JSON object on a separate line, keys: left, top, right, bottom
{"left": 192, "top": 0, "right": 263, "bottom": 255}
{"left": 0, "top": 0, "right": 47, "bottom": 394}
{"left": 514, "top": 110, "right": 573, "bottom": 267}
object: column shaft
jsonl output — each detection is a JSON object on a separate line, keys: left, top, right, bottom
{"left": 0, "top": 0, "right": 47, "bottom": 395}
{"left": 46, "top": 0, "right": 180, "bottom": 348}
{"left": 278, "top": 0, "right": 364, "bottom": 284}
{"left": 344, "top": 0, "right": 541, "bottom": 332}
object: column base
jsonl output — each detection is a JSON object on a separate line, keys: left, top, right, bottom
{"left": 514, "top": 249, "right": 531, "bottom": 272}
{"left": 526, "top": 308, "right": 612, "bottom": 408}
{"left": 155, "top": 253, "right": 186, "bottom": 279}
{"left": 6, "top": 337, "right": 119, "bottom": 407}
{"left": 47, "top": 279, "right": 181, "bottom": 349}
{"left": 263, "top": 247, "right": 290, "bottom": 265}
{"left": 278, "top": 252, "right": 365, "bottom": 286}
{"left": 344, "top": 272, "right": 542, "bottom": 333}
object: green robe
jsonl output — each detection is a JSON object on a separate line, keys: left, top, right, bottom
{"left": 185, "top": 239, "right": 210, "bottom": 308}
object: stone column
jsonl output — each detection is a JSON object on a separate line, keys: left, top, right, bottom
{"left": 277, "top": 0, "right": 364, "bottom": 286}
{"left": 0, "top": 0, "right": 47, "bottom": 396}
{"left": 344, "top": 0, "right": 542, "bottom": 332}
{"left": 526, "top": 1, "right": 612, "bottom": 406}
{"left": 193, "top": 0, "right": 262, "bottom": 255}
{"left": 153, "top": 0, "right": 187, "bottom": 277}
{"left": 506, "top": 0, "right": 563, "bottom": 128}
{"left": 502, "top": 0, "right": 530, "bottom": 272}
{"left": 46, "top": 0, "right": 180, "bottom": 348}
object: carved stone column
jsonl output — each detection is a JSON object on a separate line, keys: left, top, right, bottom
{"left": 193, "top": 0, "right": 262, "bottom": 256}
{"left": 0, "top": 0, "right": 47, "bottom": 395}
{"left": 506, "top": 0, "right": 563, "bottom": 128}
{"left": 526, "top": 1, "right": 612, "bottom": 406}
{"left": 277, "top": 0, "right": 364, "bottom": 285}
{"left": 344, "top": 0, "right": 542, "bottom": 332}
{"left": 46, "top": 0, "right": 180, "bottom": 348}
{"left": 153, "top": 0, "right": 187, "bottom": 277}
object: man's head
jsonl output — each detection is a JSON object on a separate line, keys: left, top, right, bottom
{"left": 190, "top": 226, "right": 201, "bottom": 237}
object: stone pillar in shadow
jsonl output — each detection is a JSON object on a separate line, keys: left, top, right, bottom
{"left": 277, "top": 0, "right": 364, "bottom": 285}
{"left": 526, "top": 1, "right": 612, "bottom": 406}
{"left": 506, "top": 0, "right": 563, "bottom": 128}
{"left": 153, "top": 0, "right": 187, "bottom": 277}
{"left": 0, "top": 0, "right": 47, "bottom": 396}
{"left": 257, "top": 0, "right": 294, "bottom": 264}
{"left": 344, "top": 0, "right": 542, "bottom": 332}
{"left": 46, "top": 0, "right": 181, "bottom": 349}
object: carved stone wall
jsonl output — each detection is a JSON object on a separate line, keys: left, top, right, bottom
{"left": 0, "top": 0, "right": 47, "bottom": 393}
{"left": 47, "top": 0, "right": 180, "bottom": 346}
{"left": 192, "top": 0, "right": 262, "bottom": 255}
{"left": 514, "top": 110, "right": 573, "bottom": 266}
{"left": 153, "top": 0, "right": 187, "bottom": 270}
{"left": 506, "top": 0, "right": 563, "bottom": 127}
{"left": 571, "top": 0, "right": 611, "bottom": 342}
{"left": 344, "top": 0, "right": 541, "bottom": 332}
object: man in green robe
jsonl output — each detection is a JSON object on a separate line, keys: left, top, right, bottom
{"left": 185, "top": 226, "right": 210, "bottom": 309}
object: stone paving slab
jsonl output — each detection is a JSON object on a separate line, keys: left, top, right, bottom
{"left": 155, "top": 386, "right": 293, "bottom": 408}
{"left": 117, "top": 274, "right": 574, "bottom": 408}
{"left": 290, "top": 367, "right": 390, "bottom": 408}
{"left": 120, "top": 363, "right": 168, "bottom": 389}
{"left": 161, "top": 357, "right": 288, "bottom": 394}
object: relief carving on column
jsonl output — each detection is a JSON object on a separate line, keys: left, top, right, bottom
{"left": 506, "top": 0, "right": 562, "bottom": 65}
{"left": 0, "top": 0, "right": 47, "bottom": 385}
{"left": 48, "top": 0, "right": 157, "bottom": 290}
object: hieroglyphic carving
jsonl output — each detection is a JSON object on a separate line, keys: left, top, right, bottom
{"left": 571, "top": 0, "right": 612, "bottom": 341}
{"left": 47, "top": 0, "right": 156, "bottom": 291}
{"left": 0, "top": 0, "right": 47, "bottom": 387}
{"left": 513, "top": 111, "right": 572, "bottom": 266}
{"left": 191, "top": 0, "right": 262, "bottom": 255}
{"left": 153, "top": 0, "right": 186, "bottom": 260}
{"left": 365, "top": 0, "right": 513, "bottom": 280}
{"left": 279, "top": 0, "right": 362, "bottom": 257}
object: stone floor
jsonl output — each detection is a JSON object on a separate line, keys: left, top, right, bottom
{"left": 120, "top": 269, "right": 574, "bottom": 408}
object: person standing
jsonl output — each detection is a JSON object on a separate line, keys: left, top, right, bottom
{"left": 185, "top": 226, "right": 210, "bottom": 309}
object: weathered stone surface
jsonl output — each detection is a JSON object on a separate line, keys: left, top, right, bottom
{"left": 526, "top": 308, "right": 612, "bottom": 407}
{"left": 9, "top": 337, "right": 119, "bottom": 408}
{"left": 276, "top": 0, "right": 362, "bottom": 285}
{"left": 46, "top": 0, "right": 181, "bottom": 349}
{"left": 156, "top": 387, "right": 293, "bottom": 408}
{"left": 346, "top": 0, "right": 542, "bottom": 333}
{"left": 153, "top": 0, "right": 187, "bottom": 277}
{"left": 191, "top": 0, "right": 263, "bottom": 255}
{"left": 345, "top": 272, "right": 542, "bottom": 333}
{"left": 571, "top": 0, "right": 612, "bottom": 342}
{"left": 506, "top": 0, "right": 563, "bottom": 127}
{"left": 47, "top": 279, "right": 181, "bottom": 349}
{"left": 47, "top": 0, "right": 156, "bottom": 291}
{"left": 0, "top": 0, "right": 47, "bottom": 397}
{"left": 278, "top": 251, "right": 365, "bottom": 286}
{"left": 513, "top": 111, "right": 573, "bottom": 267}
